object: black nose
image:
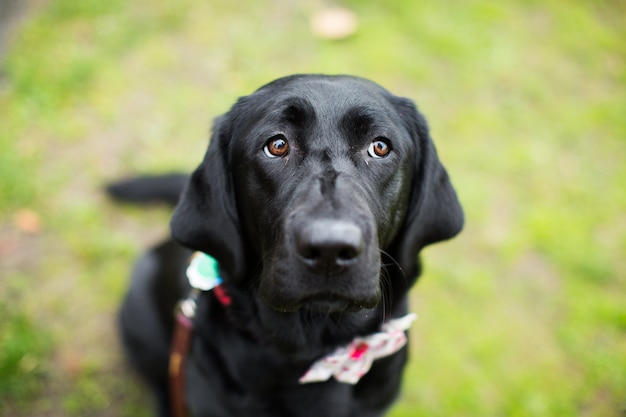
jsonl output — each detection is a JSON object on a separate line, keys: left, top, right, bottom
{"left": 295, "top": 220, "right": 364, "bottom": 273}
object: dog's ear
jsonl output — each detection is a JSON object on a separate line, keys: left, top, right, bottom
{"left": 170, "top": 116, "right": 246, "bottom": 280}
{"left": 390, "top": 98, "right": 464, "bottom": 280}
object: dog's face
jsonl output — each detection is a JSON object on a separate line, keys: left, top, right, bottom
{"left": 228, "top": 77, "right": 416, "bottom": 313}
{"left": 171, "top": 75, "right": 463, "bottom": 352}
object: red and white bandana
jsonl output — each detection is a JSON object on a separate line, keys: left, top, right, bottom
{"left": 299, "top": 313, "right": 417, "bottom": 385}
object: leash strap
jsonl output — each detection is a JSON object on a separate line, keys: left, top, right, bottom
{"left": 170, "top": 308, "right": 194, "bottom": 417}
{"left": 169, "top": 286, "right": 230, "bottom": 417}
{"left": 169, "top": 253, "right": 224, "bottom": 417}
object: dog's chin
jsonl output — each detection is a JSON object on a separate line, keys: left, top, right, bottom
{"left": 262, "top": 293, "right": 380, "bottom": 314}
{"left": 299, "top": 294, "right": 372, "bottom": 313}
{"left": 255, "top": 292, "right": 382, "bottom": 361}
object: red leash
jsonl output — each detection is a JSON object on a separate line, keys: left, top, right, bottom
{"left": 169, "top": 284, "right": 232, "bottom": 417}
{"left": 169, "top": 309, "right": 194, "bottom": 417}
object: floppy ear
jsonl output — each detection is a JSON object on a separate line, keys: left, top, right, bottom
{"left": 170, "top": 116, "right": 247, "bottom": 280}
{"left": 391, "top": 98, "right": 464, "bottom": 280}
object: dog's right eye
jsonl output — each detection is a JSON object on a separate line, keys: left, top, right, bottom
{"left": 264, "top": 135, "right": 290, "bottom": 158}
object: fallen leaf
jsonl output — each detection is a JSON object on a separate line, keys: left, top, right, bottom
{"left": 310, "top": 7, "right": 358, "bottom": 40}
{"left": 14, "top": 208, "right": 42, "bottom": 234}
{"left": 58, "top": 350, "right": 84, "bottom": 377}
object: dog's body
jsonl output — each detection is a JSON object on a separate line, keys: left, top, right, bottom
{"left": 110, "top": 75, "right": 463, "bottom": 417}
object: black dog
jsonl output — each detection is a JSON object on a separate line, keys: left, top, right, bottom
{"left": 108, "top": 75, "right": 463, "bottom": 417}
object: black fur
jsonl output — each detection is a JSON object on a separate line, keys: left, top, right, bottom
{"left": 107, "top": 174, "right": 188, "bottom": 206}
{"left": 111, "top": 75, "right": 463, "bottom": 417}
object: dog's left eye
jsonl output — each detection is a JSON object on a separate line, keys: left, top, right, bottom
{"left": 367, "top": 138, "right": 391, "bottom": 158}
{"left": 264, "top": 135, "right": 290, "bottom": 158}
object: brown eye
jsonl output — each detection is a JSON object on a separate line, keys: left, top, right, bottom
{"left": 367, "top": 138, "right": 391, "bottom": 158}
{"left": 264, "top": 135, "right": 289, "bottom": 158}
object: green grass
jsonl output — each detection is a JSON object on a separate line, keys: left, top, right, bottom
{"left": 0, "top": 0, "right": 624, "bottom": 415}
{"left": 0, "top": 302, "right": 51, "bottom": 416}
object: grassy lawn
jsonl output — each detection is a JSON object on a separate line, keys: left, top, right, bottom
{"left": 1, "top": 0, "right": 624, "bottom": 416}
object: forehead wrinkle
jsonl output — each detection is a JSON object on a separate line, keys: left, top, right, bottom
{"left": 308, "top": 104, "right": 393, "bottom": 159}
{"left": 261, "top": 96, "right": 316, "bottom": 127}
{"left": 264, "top": 77, "right": 392, "bottom": 127}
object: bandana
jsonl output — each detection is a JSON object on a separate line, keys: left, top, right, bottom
{"left": 299, "top": 313, "right": 417, "bottom": 385}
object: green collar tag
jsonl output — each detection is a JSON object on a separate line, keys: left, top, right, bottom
{"left": 186, "top": 252, "right": 222, "bottom": 291}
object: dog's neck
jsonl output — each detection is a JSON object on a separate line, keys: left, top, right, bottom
{"left": 188, "top": 252, "right": 411, "bottom": 362}
{"left": 211, "top": 277, "right": 410, "bottom": 364}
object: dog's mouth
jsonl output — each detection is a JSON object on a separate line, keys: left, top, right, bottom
{"left": 299, "top": 294, "right": 362, "bottom": 313}
{"left": 271, "top": 291, "right": 379, "bottom": 314}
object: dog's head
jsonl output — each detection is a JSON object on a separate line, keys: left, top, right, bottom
{"left": 171, "top": 75, "right": 463, "bottom": 350}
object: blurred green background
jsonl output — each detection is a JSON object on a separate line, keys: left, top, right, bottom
{"left": 1, "top": 0, "right": 624, "bottom": 416}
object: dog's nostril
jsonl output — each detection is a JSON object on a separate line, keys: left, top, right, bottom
{"left": 296, "top": 220, "right": 364, "bottom": 271}
{"left": 300, "top": 246, "right": 321, "bottom": 262}
{"left": 338, "top": 247, "right": 358, "bottom": 262}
